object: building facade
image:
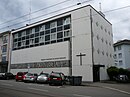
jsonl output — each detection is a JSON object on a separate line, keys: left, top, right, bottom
{"left": 114, "top": 39, "right": 130, "bottom": 69}
{"left": 0, "top": 31, "right": 11, "bottom": 73}
{"left": 10, "top": 5, "right": 114, "bottom": 82}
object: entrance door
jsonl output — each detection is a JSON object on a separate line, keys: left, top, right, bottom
{"left": 93, "top": 66, "right": 100, "bottom": 82}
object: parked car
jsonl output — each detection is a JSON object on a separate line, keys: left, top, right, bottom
{"left": 23, "top": 73, "right": 38, "bottom": 83}
{"left": 116, "top": 74, "right": 129, "bottom": 83}
{"left": 48, "top": 72, "right": 65, "bottom": 86}
{"left": 16, "top": 72, "right": 28, "bottom": 81}
{"left": 0, "top": 72, "right": 15, "bottom": 80}
{"left": 36, "top": 73, "right": 49, "bottom": 83}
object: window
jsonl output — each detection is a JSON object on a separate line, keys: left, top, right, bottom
{"left": 39, "top": 25, "right": 45, "bottom": 32}
{"left": 45, "top": 23, "right": 50, "bottom": 30}
{"left": 64, "top": 17, "right": 70, "bottom": 25}
{"left": 45, "top": 35, "right": 50, "bottom": 41}
{"left": 18, "top": 32, "right": 21, "bottom": 37}
{"left": 105, "top": 29, "right": 107, "bottom": 32}
{"left": 30, "top": 39, "right": 34, "bottom": 45}
{"left": 118, "top": 46, "right": 121, "bottom": 50}
{"left": 35, "top": 26, "right": 39, "bottom": 32}
{"left": 14, "top": 33, "right": 18, "bottom": 39}
{"left": 51, "top": 28, "right": 56, "bottom": 33}
{"left": 101, "top": 25, "right": 103, "bottom": 30}
{"left": 64, "top": 30, "right": 70, "bottom": 37}
{"left": 57, "top": 26, "right": 63, "bottom": 31}
{"left": 14, "top": 42, "right": 18, "bottom": 48}
{"left": 57, "top": 32, "right": 63, "bottom": 39}
{"left": 35, "top": 38, "right": 39, "bottom": 43}
{"left": 50, "top": 21, "right": 57, "bottom": 28}
{"left": 21, "top": 31, "right": 26, "bottom": 37}
{"left": 31, "top": 28, "right": 35, "bottom": 34}
{"left": 97, "top": 35, "right": 99, "bottom": 40}
{"left": 51, "top": 33, "right": 56, "bottom": 40}
{"left": 118, "top": 53, "right": 122, "bottom": 58}
{"left": 2, "top": 35, "right": 8, "bottom": 44}
{"left": 21, "top": 41, "right": 26, "bottom": 46}
{"left": 2, "top": 56, "right": 6, "bottom": 62}
{"left": 96, "top": 22, "right": 99, "bottom": 26}
{"left": 114, "top": 54, "right": 117, "bottom": 59}
{"left": 101, "top": 38, "right": 104, "bottom": 43}
{"left": 2, "top": 45, "right": 7, "bottom": 53}
{"left": 64, "top": 24, "right": 70, "bottom": 30}
{"left": 119, "top": 60, "right": 123, "bottom": 65}
{"left": 40, "top": 36, "right": 44, "bottom": 43}
{"left": 57, "top": 18, "right": 63, "bottom": 26}
{"left": 114, "top": 47, "right": 116, "bottom": 51}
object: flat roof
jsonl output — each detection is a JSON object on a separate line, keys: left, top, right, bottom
{"left": 12, "top": 4, "right": 112, "bottom": 33}
{"left": 114, "top": 39, "right": 130, "bottom": 47}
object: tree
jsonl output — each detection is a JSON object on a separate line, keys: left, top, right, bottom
{"left": 107, "top": 66, "right": 119, "bottom": 80}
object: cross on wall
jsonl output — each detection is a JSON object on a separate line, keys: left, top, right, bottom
{"left": 76, "top": 53, "right": 86, "bottom": 66}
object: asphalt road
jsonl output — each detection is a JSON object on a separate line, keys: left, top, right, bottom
{"left": 0, "top": 80, "right": 130, "bottom": 97}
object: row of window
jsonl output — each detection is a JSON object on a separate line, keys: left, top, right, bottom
{"left": 13, "top": 16, "right": 71, "bottom": 50}
{"left": 115, "top": 60, "right": 123, "bottom": 66}
{"left": 96, "top": 48, "right": 112, "bottom": 58}
{"left": 96, "top": 34, "right": 112, "bottom": 46}
{"left": 96, "top": 21, "right": 113, "bottom": 37}
{"left": 114, "top": 46, "right": 121, "bottom": 51}
{"left": 114, "top": 53, "right": 122, "bottom": 59}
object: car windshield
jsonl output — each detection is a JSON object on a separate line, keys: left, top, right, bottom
{"left": 26, "top": 73, "right": 33, "bottom": 76}
{"left": 17, "top": 72, "right": 24, "bottom": 76}
{"left": 50, "top": 73, "right": 61, "bottom": 77}
{"left": 40, "top": 73, "right": 48, "bottom": 77}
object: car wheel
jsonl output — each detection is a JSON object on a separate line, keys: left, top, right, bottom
{"left": 49, "top": 83, "right": 52, "bottom": 86}
{"left": 6, "top": 77, "right": 9, "bottom": 80}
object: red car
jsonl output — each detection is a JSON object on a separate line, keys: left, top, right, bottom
{"left": 15, "top": 72, "right": 28, "bottom": 81}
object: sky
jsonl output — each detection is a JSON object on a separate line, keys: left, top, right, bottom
{"left": 0, "top": 0, "right": 130, "bottom": 43}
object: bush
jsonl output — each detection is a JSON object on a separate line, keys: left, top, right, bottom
{"left": 107, "top": 66, "right": 130, "bottom": 81}
{"left": 107, "top": 66, "right": 119, "bottom": 80}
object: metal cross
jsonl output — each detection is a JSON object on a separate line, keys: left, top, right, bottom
{"left": 76, "top": 53, "right": 86, "bottom": 66}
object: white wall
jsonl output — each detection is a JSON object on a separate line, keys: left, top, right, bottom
{"left": 11, "top": 41, "right": 70, "bottom": 75}
{"left": 71, "top": 6, "right": 93, "bottom": 82}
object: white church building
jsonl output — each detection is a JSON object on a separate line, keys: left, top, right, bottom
{"left": 10, "top": 5, "right": 114, "bottom": 82}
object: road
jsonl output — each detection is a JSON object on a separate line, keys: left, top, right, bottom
{"left": 0, "top": 80, "right": 130, "bottom": 97}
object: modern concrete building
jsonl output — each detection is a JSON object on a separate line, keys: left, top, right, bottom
{"left": 114, "top": 39, "right": 130, "bottom": 69}
{"left": 10, "top": 5, "right": 114, "bottom": 82}
{"left": 0, "top": 31, "right": 11, "bottom": 73}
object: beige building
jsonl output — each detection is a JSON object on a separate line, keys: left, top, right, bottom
{"left": 0, "top": 31, "right": 11, "bottom": 73}
{"left": 10, "top": 5, "right": 114, "bottom": 82}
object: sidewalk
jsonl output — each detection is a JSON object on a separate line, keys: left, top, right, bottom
{"left": 82, "top": 81, "right": 130, "bottom": 94}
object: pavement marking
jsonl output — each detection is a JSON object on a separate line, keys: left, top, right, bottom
{"left": 1, "top": 83, "right": 13, "bottom": 87}
{"left": 103, "top": 86, "right": 130, "bottom": 95}
{"left": 28, "top": 87, "right": 48, "bottom": 92}
{"left": 73, "top": 94, "right": 91, "bottom": 97}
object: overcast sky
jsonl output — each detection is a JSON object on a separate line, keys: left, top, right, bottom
{"left": 0, "top": 0, "right": 130, "bottom": 42}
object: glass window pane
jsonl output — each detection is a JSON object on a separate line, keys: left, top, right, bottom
{"left": 57, "top": 32, "right": 63, "bottom": 39}
{"left": 51, "top": 34, "right": 56, "bottom": 40}
{"left": 45, "top": 35, "right": 50, "bottom": 41}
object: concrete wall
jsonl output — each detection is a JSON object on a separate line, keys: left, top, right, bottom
{"left": 11, "top": 41, "right": 70, "bottom": 75}
{"left": 71, "top": 6, "right": 93, "bottom": 82}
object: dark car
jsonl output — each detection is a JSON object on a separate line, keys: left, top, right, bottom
{"left": 16, "top": 72, "right": 28, "bottom": 81}
{"left": 48, "top": 72, "right": 65, "bottom": 86}
{"left": 23, "top": 73, "right": 38, "bottom": 83}
{"left": 36, "top": 73, "right": 49, "bottom": 83}
{"left": 116, "top": 74, "right": 129, "bottom": 83}
{"left": 0, "top": 72, "right": 15, "bottom": 80}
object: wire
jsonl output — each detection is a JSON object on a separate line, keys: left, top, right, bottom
{"left": 0, "top": 0, "right": 92, "bottom": 31}
{"left": 0, "top": 0, "right": 130, "bottom": 31}
{"left": 0, "top": 0, "right": 72, "bottom": 26}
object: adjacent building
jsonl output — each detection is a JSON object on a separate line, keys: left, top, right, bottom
{"left": 10, "top": 5, "right": 114, "bottom": 82}
{"left": 114, "top": 39, "right": 130, "bottom": 69}
{"left": 0, "top": 31, "right": 11, "bottom": 73}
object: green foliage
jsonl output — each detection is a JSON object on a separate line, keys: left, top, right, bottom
{"left": 107, "top": 66, "right": 130, "bottom": 81}
{"left": 107, "top": 66, "right": 119, "bottom": 80}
